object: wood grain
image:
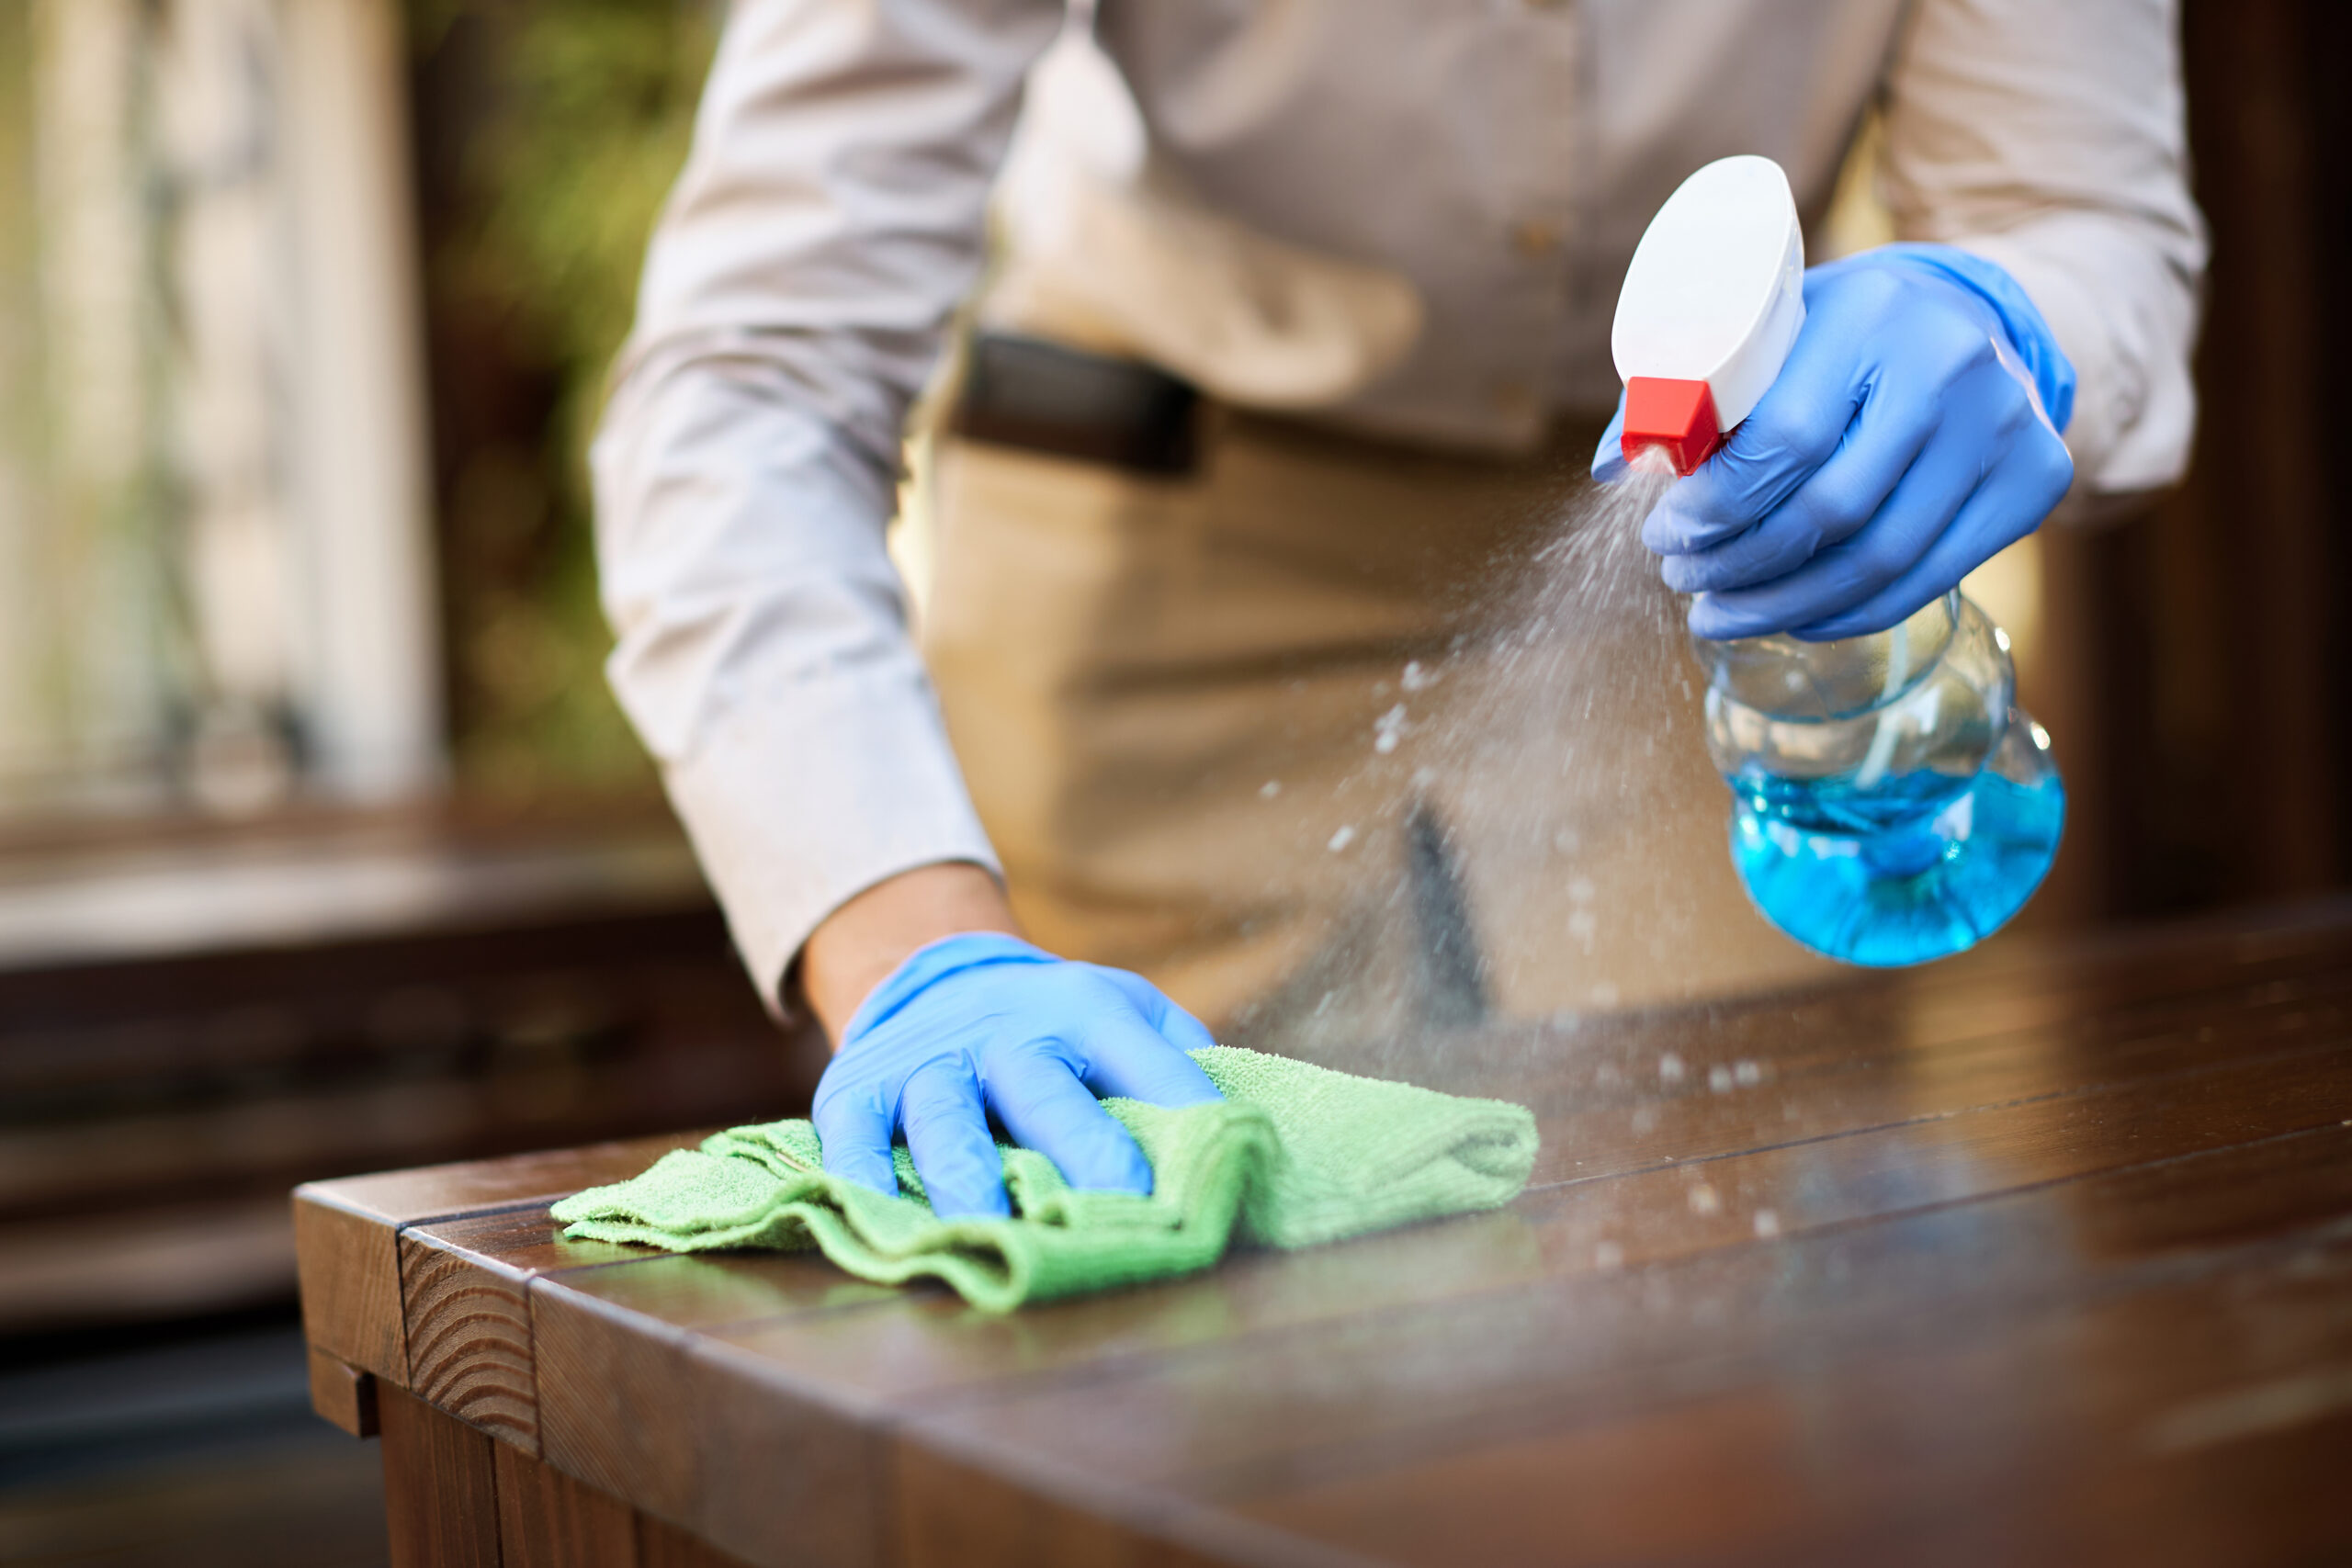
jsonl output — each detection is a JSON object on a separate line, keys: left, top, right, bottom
{"left": 397, "top": 1203, "right": 649, "bottom": 1453}
{"left": 307, "top": 1344, "right": 379, "bottom": 1438}
{"left": 402, "top": 1227, "right": 540, "bottom": 1450}
{"left": 1227, "top": 1227, "right": 2352, "bottom": 1566}
{"left": 294, "top": 1130, "right": 710, "bottom": 1398}
{"left": 307, "top": 1129, "right": 724, "bottom": 1235}
{"left": 894, "top": 1440, "right": 1279, "bottom": 1568}
{"left": 674, "top": 1016, "right": 2352, "bottom": 1418}
{"left": 899, "top": 1125, "right": 2352, "bottom": 1555}
{"left": 531, "top": 1272, "right": 897, "bottom": 1568}
{"left": 306, "top": 906, "right": 2352, "bottom": 1568}
{"left": 634, "top": 1512, "right": 762, "bottom": 1568}
{"left": 494, "top": 1439, "right": 639, "bottom": 1568}
{"left": 295, "top": 1185, "right": 410, "bottom": 1382}
{"left": 380, "top": 1382, "right": 503, "bottom": 1568}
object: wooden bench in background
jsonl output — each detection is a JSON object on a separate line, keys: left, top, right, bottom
{"left": 0, "top": 803, "right": 821, "bottom": 1339}
{"left": 296, "top": 903, "right": 2352, "bottom": 1567}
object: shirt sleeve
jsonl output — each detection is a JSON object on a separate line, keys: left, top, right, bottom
{"left": 592, "top": 0, "right": 1064, "bottom": 1012}
{"left": 1877, "top": 0, "right": 2206, "bottom": 497}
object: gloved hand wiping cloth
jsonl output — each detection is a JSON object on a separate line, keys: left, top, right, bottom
{"left": 550, "top": 1042, "right": 1540, "bottom": 1313}
{"left": 1597, "top": 243, "right": 2076, "bottom": 642}
{"left": 808, "top": 932, "right": 1226, "bottom": 1219}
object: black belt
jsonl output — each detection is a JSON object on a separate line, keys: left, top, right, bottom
{"left": 949, "top": 332, "right": 1201, "bottom": 476}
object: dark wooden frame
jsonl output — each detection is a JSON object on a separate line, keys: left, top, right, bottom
{"left": 300, "top": 905, "right": 2352, "bottom": 1567}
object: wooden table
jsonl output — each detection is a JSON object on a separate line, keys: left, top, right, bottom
{"left": 295, "top": 904, "right": 2352, "bottom": 1567}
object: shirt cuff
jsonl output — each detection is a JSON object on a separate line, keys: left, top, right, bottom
{"left": 658, "top": 658, "right": 1002, "bottom": 1019}
{"left": 1867, "top": 243, "right": 2076, "bottom": 434}
{"left": 1945, "top": 220, "right": 2199, "bottom": 499}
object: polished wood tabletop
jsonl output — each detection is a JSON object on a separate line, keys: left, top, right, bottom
{"left": 296, "top": 903, "right": 2352, "bottom": 1567}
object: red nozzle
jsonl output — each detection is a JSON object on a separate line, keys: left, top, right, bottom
{"left": 1622, "top": 377, "right": 1723, "bottom": 477}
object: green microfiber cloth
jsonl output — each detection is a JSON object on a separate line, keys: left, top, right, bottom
{"left": 550, "top": 1046, "right": 1537, "bottom": 1313}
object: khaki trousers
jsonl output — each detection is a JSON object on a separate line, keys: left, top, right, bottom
{"left": 924, "top": 412, "right": 1827, "bottom": 1048}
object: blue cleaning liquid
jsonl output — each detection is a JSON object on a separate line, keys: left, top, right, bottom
{"left": 1727, "top": 767, "right": 2066, "bottom": 966}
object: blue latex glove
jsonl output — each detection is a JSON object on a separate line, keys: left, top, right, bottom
{"left": 1595, "top": 244, "right": 2076, "bottom": 641}
{"left": 810, "top": 932, "right": 1224, "bottom": 1218}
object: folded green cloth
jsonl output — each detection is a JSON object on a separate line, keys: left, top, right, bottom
{"left": 551, "top": 1046, "right": 1538, "bottom": 1312}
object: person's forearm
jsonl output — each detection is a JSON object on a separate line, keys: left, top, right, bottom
{"left": 799, "top": 862, "right": 1023, "bottom": 1044}
{"left": 592, "top": 0, "right": 1060, "bottom": 1021}
{"left": 1878, "top": 0, "right": 2201, "bottom": 494}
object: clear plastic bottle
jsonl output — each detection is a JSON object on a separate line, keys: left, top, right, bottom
{"left": 1695, "top": 592, "right": 2064, "bottom": 965}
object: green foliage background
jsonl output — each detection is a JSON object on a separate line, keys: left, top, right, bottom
{"left": 413, "top": 0, "right": 718, "bottom": 799}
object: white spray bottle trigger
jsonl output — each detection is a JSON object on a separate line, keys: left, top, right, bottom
{"left": 1611, "top": 155, "right": 1806, "bottom": 477}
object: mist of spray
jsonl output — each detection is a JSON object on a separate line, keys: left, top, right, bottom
{"left": 1232, "top": 455, "right": 1716, "bottom": 1076}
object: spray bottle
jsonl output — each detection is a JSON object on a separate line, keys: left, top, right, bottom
{"left": 1611, "top": 155, "right": 2064, "bottom": 965}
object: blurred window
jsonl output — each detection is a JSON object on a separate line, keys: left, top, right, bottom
{"left": 0, "top": 0, "right": 441, "bottom": 821}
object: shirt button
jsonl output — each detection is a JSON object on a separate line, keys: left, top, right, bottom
{"left": 1512, "top": 220, "right": 1561, "bottom": 260}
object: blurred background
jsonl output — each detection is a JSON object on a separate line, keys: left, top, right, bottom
{"left": 0, "top": 1, "right": 2346, "bottom": 1563}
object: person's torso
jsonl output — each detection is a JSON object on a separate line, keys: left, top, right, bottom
{"left": 998, "top": 0, "right": 1908, "bottom": 451}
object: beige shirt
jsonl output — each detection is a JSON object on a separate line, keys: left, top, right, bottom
{"left": 593, "top": 0, "right": 2204, "bottom": 1009}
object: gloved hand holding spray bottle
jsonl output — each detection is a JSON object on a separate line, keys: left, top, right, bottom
{"left": 1600, "top": 156, "right": 2072, "bottom": 964}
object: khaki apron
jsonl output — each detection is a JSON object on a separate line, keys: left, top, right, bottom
{"left": 923, "top": 410, "right": 1827, "bottom": 1048}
